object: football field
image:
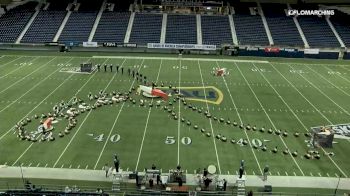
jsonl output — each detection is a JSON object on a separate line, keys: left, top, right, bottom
{"left": 0, "top": 52, "right": 349, "bottom": 179}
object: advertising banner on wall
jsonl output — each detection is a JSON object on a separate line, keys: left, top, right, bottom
{"left": 83, "top": 42, "right": 98, "bottom": 47}
{"left": 304, "top": 48, "right": 320, "bottom": 54}
{"left": 264, "top": 47, "right": 280, "bottom": 53}
{"left": 147, "top": 43, "right": 216, "bottom": 50}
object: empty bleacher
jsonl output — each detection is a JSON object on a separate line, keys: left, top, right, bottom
{"left": 261, "top": 3, "right": 304, "bottom": 47}
{"left": 93, "top": 11, "right": 130, "bottom": 43}
{"left": 165, "top": 14, "right": 197, "bottom": 44}
{"left": 0, "top": 2, "right": 38, "bottom": 43}
{"left": 297, "top": 16, "right": 339, "bottom": 48}
{"left": 129, "top": 13, "right": 162, "bottom": 45}
{"left": 58, "top": 1, "right": 102, "bottom": 43}
{"left": 329, "top": 10, "right": 350, "bottom": 47}
{"left": 21, "top": 2, "right": 67, "bottom": 43}
{"left": 201, "top": 15, "right": 233, "bottom": 46}
{"left": 232, "top": 3, "right": 269, "bottom": 46}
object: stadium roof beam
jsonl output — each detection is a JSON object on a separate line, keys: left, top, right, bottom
{"left": 228, "top": 14, "right": 238, "bottom": 45}
{"left": 53, "top": 0, "right": 75, "bottom": 42}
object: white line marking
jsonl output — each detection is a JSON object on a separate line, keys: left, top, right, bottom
{"left": 28, "top": 163, "right": 32, "bottom": 167}
{"left": 44, "top": 164, "right": 48, "bottom": 168}
{"left": 0, "top": 56, "right": 23, "bottom": 69}
{"left": 36, "top": 163, "right": 40, "bottom": 167}
{"left": 318, "top": 172, "right": 322, "bottom": 177}
{"left": 94, "top": 59, "right": 144, "bottom": 170}
{"left": 53, "top": 58, "right": 119, "bottom": 168}
{"left": 327, "top": 173, "right": 330, "bottom": 177}
{"left": 177, "top": 59, "right": 182, "bottom": 165}
{"left": 271, "top": 63, "right": 349, "bottom": 177}
{"left": 77, "top": 165, "right": 80, "bottom": 169}
{"left": 135, "top": 59, "right": 163, "bottom": 171}
{"left": 237, "top": 62, "right": 304, "bottom": 175}
{"left": 335, "top": 173, "right": 339, "bottom": 178}
{"left": 61, "top": 164, "right": 64, "bottom": 168}
{"left": 293, "top": 172, "right": 296, "bottom": 176}
{"left": 285, "top": 171, "right": 288, "bottom": 176}
{"left": 277, "top": 171, "right": 280, "bottom": 176}
{"left": 218, "top": 61, "right": 262, "bottom": 175}
{"left": 198, "top": 61, "right": 221, "bottom": 174}
{"left": 69, "top": 165, "right": 72, "bottom": 168}
{"left": 0, "top": 57, "right": 55, "bottom": 95}
{"left": 85, "top": 165, "right": 88, "bottom": 169}
{"left": 310, "top": 172, "right": 313, "bottom": 176}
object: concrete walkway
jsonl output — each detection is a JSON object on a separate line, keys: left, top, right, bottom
{"left": 0, "top": 166, "right": 349, "bottom": 190}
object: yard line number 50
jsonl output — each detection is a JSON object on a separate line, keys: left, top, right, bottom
{"left": 165, "top": 136, "right": 192, "bottom": 145}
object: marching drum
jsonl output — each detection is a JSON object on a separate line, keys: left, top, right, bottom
{"left": 208, "top": 165, "right": 216, "bottom": 174}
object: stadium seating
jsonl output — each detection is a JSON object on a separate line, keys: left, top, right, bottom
{"left": 0, "top": 2, "right": 38, "bottom": 43}
{"left": 165, "top": 14, "right": 197, "bottom": 44}
{"left": 297, "top": 16, "right": 340, "bottom": 48}
{"left": 93, "top": 12, "right": 130, "bottom": 43}
{"left": 329, "top": 11, "right": 350, "bottom": 47}
{"left": 261, "top": 4, "right": 304, "bottom": 47}
{"left": 21, "top": 10, "right": 66, "bottom": 43}
{"left": 58, "top": 11, "right": 97, "bottom": 43}
{"left": 201, "top": 15, "right": 233, "bottom": 46}
{"left": 129, "top": 13, "right": 162, "bottom": 45}
{"left": 232, "top": 3, "right": 269, "bottom": 46}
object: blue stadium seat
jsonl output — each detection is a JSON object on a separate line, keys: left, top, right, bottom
{"left": 262, "top": 3, "right": 304, "bottom": 47}
{"left": 0, "top": 2, "right": 38, "bottom": 43}
{"left": 129, "top": 13, "right": 162, "bottom": 44}
{"left": 58, "top": 11, "right": 97, "bottom": 43}
{"left": 165, "top": 14, "right": 197, "bottom": 44}
{"left": 93, "top": 12, "right": 130, "bottom": 43}
{"left": 297, "top": 16, "right": 340, "bottom": 48}
{"left": 201, "top": 15, "right": 233, "bottom": 46}
{"left": 21, "top": 11, "right": 66, "bottom": 43}
{"left": 330, "top": 11, "right": 350, "bottom": 47}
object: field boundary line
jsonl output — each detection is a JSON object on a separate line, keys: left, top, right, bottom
{"left": 10, "top": 57, "right": 100, "bottom": 165}
{"left": 0, "top": 58, "right": 74, "bottom": 114}
{"left": 269, "top": 62, "right": 348, "bottom": 177}
{"left": 0, "top": 56, "right": 55, "bottom": 95}
{"left": 215, "top": 61, "right": 263, "bottom": 175}
{"left": 236, "top": 62, "right": 305, "bottom": 175}
{"left": 134, "top": 59, "right": 163, "bottom": 171}
{"left": 53, "top": 58, "right": 126, "bottom": 168}
{"left": 93, "top": 59, "right": 146, "bottom": 169}
{"left": 198, "top": 60, "right": 221, "bottom": 174}
{"left": 0, "top": 56, "right": 23, "bottom": 69}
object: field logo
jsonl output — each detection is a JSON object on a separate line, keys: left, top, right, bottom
{"left": 158, "top": 86, "right": 223, "bottom": 105}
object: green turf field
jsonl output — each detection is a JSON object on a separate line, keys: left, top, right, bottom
{"left": 0, "top": 52, "right": 349, "bottom": 179}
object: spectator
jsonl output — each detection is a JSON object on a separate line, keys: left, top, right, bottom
{"left": 102, "top": 163, "right": 109, "bottom": 178}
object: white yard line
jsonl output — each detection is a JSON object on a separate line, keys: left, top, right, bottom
{"left": 52, "top": 58, "right": 125, "bottom": 168}
{"left": 134, "top": 59, "right": 163, "bottom": 171}
{"left": 236, "top": 62, "right": 305, "bottom": 176}
{"left": 286, "top": 64, "right": 350, "bottom": 117}
{"left": 0, "top": 56, "right": 23, "bottom": 69}
{"left": 11, "top": 72, "right": 77, "bottom": 166}
{"left": 270, "top": 63, "right": 349, "bottom": 177}
{"left": 305, "top": 65, "right": 350, "bottom": 97}
{"left": 0, "top": 58, "right": 74, "bottom": 114}
{"left": 216, "top": 61, "right": 263, "bottom": 175}
{"left": 197, "top": 61, "right": 221, "bottom": 174}
{"left": 0, "top": 57, "right": 75, "bottom": 141}
{"left": 177, "top": 59, "right": 181, "bottom": 166}
{"left": 322, "top": 65, "right": 350, "bottom": 84}
{"left": 0, "top": 59, "right": 33, "bottom": 79}
{"left": 93, "top": 59, "right": 145, "bottom": 169}
{"left": 9, "top": 57, "right": 101, "bottom": 165}
{"left": 0, "top": 57, "right": 56, "bottom": 95}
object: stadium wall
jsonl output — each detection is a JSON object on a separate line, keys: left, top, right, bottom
{"left": 0, "top": 43, "right": 343, "bottom": 59}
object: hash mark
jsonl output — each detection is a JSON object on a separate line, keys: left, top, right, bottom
{"left": 36, "top": 163, "right": 40, "bottom": 167}
{"left": 85, "top": 165, "right": 88, "bottom": 169}
{"left": 44, "top": 164, "right": 48, "bottom": 168}
{"left": 327, "top": 173, "right": 330, "bottom": 177}
{"left": 61, "top": 164, "right": 64, "bottom": 168}
{"left": 318, "top": 173, "right": 321, "bottom": 177}
{"left": 293, "top": 172, "right": 296, "bottom": 176}
{"left": 77, "top": 165, "right": 80, "bottom": 169}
